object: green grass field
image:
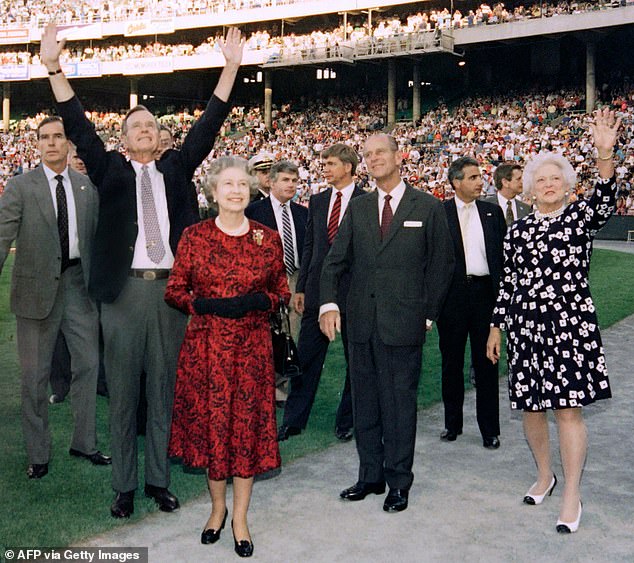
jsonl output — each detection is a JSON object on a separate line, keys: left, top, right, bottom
{"left": 0, "top": 248, "right": 632, "bottom": 550}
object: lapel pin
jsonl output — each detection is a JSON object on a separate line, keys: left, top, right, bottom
{"left": 80, "top": 185, "right": 86, "bottom": 190}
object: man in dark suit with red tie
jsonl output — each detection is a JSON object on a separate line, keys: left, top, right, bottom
{"left": 245, "top": 160, "right": 308, "bottom": 404}
{"left": 320, "top": 134, "right": 454, "bottom": 513}
{"left": 438, "top": 156, "right": 506, "bottom": 449}
{"left": 277, "top": 144, "right": 365, "bottom": 442}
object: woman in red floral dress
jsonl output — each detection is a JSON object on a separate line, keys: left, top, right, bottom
{"left": 165, "top": 156, "right": 289, "bottom": 557}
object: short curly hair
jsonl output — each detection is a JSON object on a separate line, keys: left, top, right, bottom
{"left": 522, "top": 152, "right": 577, "bottom": 196}
{"left": 203, "top": 156, "right": 258, "bottom": 203}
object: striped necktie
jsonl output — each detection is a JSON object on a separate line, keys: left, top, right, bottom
{"left": 140, "top": 165, "right": 166, "bottom": 264}
{"left": 281, "top": 203, "right": 296, "bottom": 276}
{"left": 327, "top": 190, "right": 342, "bottom": 245}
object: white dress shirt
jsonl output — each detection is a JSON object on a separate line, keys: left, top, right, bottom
{"left": 270, "top": 192, "right": 300, "bottom": 270}
{"left": 454, "top": 196, "right": 489, "bottom": 276}
{"left": 130, "top": 160, "right": 175, "bottom": 269}
{"left": 43, "top": 164, "right": 80, "bottom": 260}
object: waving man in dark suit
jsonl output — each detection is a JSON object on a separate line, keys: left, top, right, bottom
{"left": 320, "top": 134, "right": 454, "bottom": 513}
{"left": 41, "top": 23, "right": 243, "bottom": 518}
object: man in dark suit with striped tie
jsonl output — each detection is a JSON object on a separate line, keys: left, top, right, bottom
{"left": 277, "top": 144, "right": 365, "bottom": 442}
{"left": 245, "top": 160, "right": 308, "bottom": 404}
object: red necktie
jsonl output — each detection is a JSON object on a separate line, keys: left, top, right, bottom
{"left": 380, "top": 194, "right": 393, "bottom": 240}
{"left": 327, "top": 191, "right": 342, "bottom": 245}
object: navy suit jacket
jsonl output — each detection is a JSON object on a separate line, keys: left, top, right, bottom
{"left": 245, "top": 197, "right": 308, "bottom": 269}
{"left": 55, "top": 94, "right": 230, "bottom": 303}
{"left": 296, "top": 185, "right": 365, "bottom": 311}
{"left": 442, "top": 198, "right": 506, "bottom": 293}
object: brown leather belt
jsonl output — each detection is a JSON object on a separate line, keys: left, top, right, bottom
{"left": 129, "top": 269, "right": 171, "bottom": 281}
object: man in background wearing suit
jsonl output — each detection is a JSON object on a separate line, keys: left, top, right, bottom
{"left": 0, "top": 116, "right": 109, "bottom": 479}
{"left": 485, "top": 162, "right": 531, "bottom": 224}
{"left": 41, "top": 23, "right": 243, "bottom": 517}
{"left": 277, "top": 143, "right": 364, "bottom": 442}
{"left": 320, "top": 134, "right": 454, "bottom": 513}
{"left": 438, "top": 157, "right": 506, "bottom": 449}
{"left": 246, "top": 160, "right": 308, "bottom": 405}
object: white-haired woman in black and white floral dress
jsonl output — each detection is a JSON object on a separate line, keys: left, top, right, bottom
{"left": 487, "top": 108, "right": 621, "bottom": 534}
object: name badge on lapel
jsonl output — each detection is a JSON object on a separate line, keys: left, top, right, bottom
{"left": 403, "top": 220, "right": 423, "bottom": 228}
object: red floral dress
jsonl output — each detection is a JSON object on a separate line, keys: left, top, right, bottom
{"left": 165, "top": 219, "right": 289, "bottom": 479}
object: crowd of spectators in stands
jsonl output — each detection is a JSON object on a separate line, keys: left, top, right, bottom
{"left": 2, "top": 87, "right": 633, "bottom": 214}
{"left": 0, "top": 1, "right": 628, "bottom": 66}
{"left": 0, "top": 0, "right": 626, "bottom": 27}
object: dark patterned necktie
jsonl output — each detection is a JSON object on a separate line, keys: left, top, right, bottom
{"left": 140, "top": 165, "right": 166, "bottom": 264}
{"left": 281, "top": 203, "right": 296, "bottom": 276}
{"left": 380, "top": 194, "right": 393, "bottom": 240}
{"left": 55, "top": 175, "right": 69, "bottom": 271}
{"left": 505, "top": 200, "right": 515, "bottom": 226}
{"left": 327, "top": 190, "right": 342, "bottom": 245}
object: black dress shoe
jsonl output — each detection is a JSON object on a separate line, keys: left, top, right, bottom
{"left": 335, "top": 427, "right": 354, "bottom": 442}
{"left": 483, "top": 436, "right": 501, "bottom": 449}
{"left": 339, "top": 481, "right": 386, "bottom": 501}
{"left": 144, "top": 484, "right": 180, "bottom": 512}
{"left": 69, "top": 448, "right": 112, "bottom": 465}
{"left": 110, "top": 491, "right": 134, "bottom": 518}
{"left": 232, "top": 521, "right": 254, "bottom": 558}
{"left": 277, "top": 425, "right": 301, "bottom": 442}
{"left": 383, "top": 488, "right": 409, "bottom": 512}
{"left": 440, "top": 429, "right": 462, "bottom": 442}
{"left": 201, "top": 508, "right": 228, "bottom": 545}
{"left": 27, "top": 463, "right": 48, "bottom": 479}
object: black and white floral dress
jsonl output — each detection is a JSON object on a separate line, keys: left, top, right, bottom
{"left": 491, "top": 177, "right": 616, "bottom": 411}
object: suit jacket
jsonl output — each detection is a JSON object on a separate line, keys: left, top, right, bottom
{"left": 0, "top": 165, "right": 98, "bottom": 319}
{"left": 245, "top": 197, "right": 308, "bottom": 267}
{"left": 320, "top": 184, "right": 455, "bottom": 347}
{"left": 55, "top": 94, "right": 230, "bottom": 303}
{"left": 296, "top": 185, "right": 365, "bottom": 311}
{"left": 443, "top": 198, "right": 506, "bottom": 293}
{"left": 483, "top": 193, "right": 531, "bottom": 220}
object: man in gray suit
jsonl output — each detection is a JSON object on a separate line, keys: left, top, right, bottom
{"left": 320, "top": 134, "right": 454, "bottom": 513}
{"left": 485, "top": 162, "right": 531, "bottom": 225}
{"left": 0, "top": 116, "right": 109, "bottom": 479}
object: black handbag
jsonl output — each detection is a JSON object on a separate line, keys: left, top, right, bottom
{"left": 270, "top": 296, "right": 302, "bottom": 379}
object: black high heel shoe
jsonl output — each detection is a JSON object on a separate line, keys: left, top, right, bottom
{"left": 201, "top": 508, "right": 228, "bottom": 545}
{"left": 232, "top": 520, "right": 254, "bottom": 558}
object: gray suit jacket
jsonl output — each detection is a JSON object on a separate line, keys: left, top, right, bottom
{"left": 484, "top": 193, "right": 531, "bottom": 219}
{"left": 0, "top": 165, "right": 98, "bottom": 319}
{"left": 320, "top": 184, "right": 455, "bottom": 346}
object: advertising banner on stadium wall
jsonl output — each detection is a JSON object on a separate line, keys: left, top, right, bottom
{"left": 124, "top": 18, "right": 175, "bottom": 37}
{"left": 29, "top": 23, "right": 103, "bottom": 42}
{"left": 0, "top": 64, "right": 29, "bottom": 81}
{"left": 0, "top": 28, "right": 29, "bottom": 45}
{"left": 62, "top": 61, "right": 102, "bottom": 78}
{"left": 121, "top": 57, "right": 174, "bottom": 75}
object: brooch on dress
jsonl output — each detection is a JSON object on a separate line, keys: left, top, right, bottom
{"left": 252, "top": 229, "right": 264, "bottom": 246}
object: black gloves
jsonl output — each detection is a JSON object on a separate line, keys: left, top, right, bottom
{"left": 193, "top": 293, "right": 271, "bottom": 318}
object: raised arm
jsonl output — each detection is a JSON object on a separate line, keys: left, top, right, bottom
{"left": 591, "top": 107, "right": 621, "bottom": 181}
{"left": 213, "top": 27, "right": 244, "bottom": 103}
{"left": 40, "top": 23, "right": 74, "bottom": 103}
